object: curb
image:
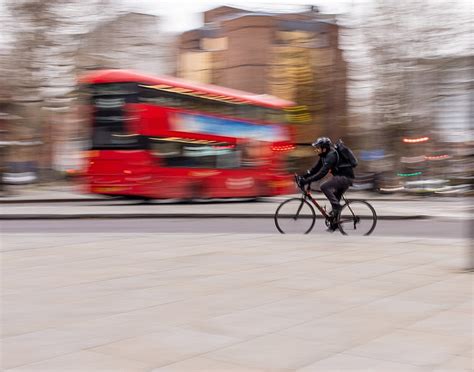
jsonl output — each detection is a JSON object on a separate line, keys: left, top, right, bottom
{"left": 0, "top": 214, "right": 432, "bottom": 220}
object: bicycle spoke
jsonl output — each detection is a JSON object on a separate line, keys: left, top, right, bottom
{"left": 274, "top": 198, "right": 316, "bottom": 234}
{"left": 337, "top": 200, "right": 377, "bottom": 236}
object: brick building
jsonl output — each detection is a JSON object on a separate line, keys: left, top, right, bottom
{"left": 177, "top": 6, "right": 348, "bottom": 167}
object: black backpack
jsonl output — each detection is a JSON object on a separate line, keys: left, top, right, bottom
{"left": 334, "top": 139, "right": 358, "bottom": 168}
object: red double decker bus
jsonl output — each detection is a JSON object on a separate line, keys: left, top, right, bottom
{"left": 79, "top": 70, "right": 305, "bottom": 199}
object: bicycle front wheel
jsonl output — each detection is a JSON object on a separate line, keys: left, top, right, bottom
{"left": 274, "top": 198, "right": 316, "bottom": 234}
{"left": 338, "top": 200, "right": 377, "bottom": 236}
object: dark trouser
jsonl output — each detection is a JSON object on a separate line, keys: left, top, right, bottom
{"left": 320, "top": 176, "right": 353, "bottom": 211}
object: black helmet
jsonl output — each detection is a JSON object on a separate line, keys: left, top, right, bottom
{"left": 311, "top": 137, "right": 332, "bottom": 149}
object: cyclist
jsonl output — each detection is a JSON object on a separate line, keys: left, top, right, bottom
{"left": 297, "top": 137, "right": 355, "bottom": 231}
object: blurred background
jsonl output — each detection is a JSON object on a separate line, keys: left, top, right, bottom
{"left": 0, "top": 0, "right": 472, "bottom": 196}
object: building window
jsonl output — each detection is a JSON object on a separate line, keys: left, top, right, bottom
{"left": 312, "top": 32, "right": 329, "bottom": 48}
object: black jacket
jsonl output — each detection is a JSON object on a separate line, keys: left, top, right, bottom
{"left": 305, "top": 147, "right": 354, "bottom": 183}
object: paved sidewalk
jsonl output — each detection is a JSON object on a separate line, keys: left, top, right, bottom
{"left": 1, "top": 232, "right": 472, "bottom": 371}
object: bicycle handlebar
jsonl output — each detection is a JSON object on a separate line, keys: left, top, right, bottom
{"left": 294, "top": 173, "right": 310, "bottom": 194}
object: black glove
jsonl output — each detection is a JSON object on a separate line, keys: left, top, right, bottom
{"left": 298, "top": 176, "right": 308, "bottom": 186}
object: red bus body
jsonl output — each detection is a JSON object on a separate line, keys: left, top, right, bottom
{"left": 80, "top": 70, "right": 297, "bottom": 199}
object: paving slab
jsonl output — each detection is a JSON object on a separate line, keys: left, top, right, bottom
{"left": 1, "top": 232, "right": 472, "bottom": 371}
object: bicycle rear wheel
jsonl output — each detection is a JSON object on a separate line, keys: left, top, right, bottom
{"left": 274, "top": 198, "right": 316, "bottom": 234}
{"left": 337, "top": 200, "right": 377, "bottom": 236}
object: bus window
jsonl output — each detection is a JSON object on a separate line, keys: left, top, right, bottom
{"left": 149, "top": 139, "right": 215, "bottom": 168}
{"left": 91, "top": 100, "right": 143, "bottom": 149}
{"left": 149, "top": 138, "right": 242, "bottom": 169}
{"left": 141, "top": 88, "right": 238, "bottom": 118}
{"left": 83, "top": 83, "right": 142, "bottom": 149}
{"left": 264, "top": 108, "right": 286, "bottom": 124}
{"left": 139, "top": 85, "right": 284, "bottom": 124}
{"left": 184, "top": 144, "right": 241, "bottom": 169}
{"left": 208, "top": 101, "right": 236, "bottom": 117}
{"left": 149, "top": 140, "right": 181, "bottom": 158}
{"left": 235, "top": 105, "right": 264, "bottom": 121}
{"left": 139, "top": 87, "right": 184, "bottom": 108}
{"left": 182, "top": 145, "right": 215, "bottom": 168}
{"left": 149, "top": 139, "right": 188, "bottom": 167}
{"left": 215, "top": 145, "right": 240, "bottom": 169}
{"left": 92, "top": 83, "right": 138, "bottom": 102}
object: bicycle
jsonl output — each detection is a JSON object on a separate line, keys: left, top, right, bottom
{"left": 274, "top": 175, "right": 377, "bottom": 235}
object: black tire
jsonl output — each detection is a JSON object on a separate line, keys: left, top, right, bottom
{"left": 337, "top": 200, "right": 377, "bottom": 236}
{"left": 274, "top": 198, "right": 316, "bottom": 234}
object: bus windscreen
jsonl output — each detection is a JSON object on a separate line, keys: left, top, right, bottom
{"left": 88, "top": 83, "right": 144, "bottom": 149}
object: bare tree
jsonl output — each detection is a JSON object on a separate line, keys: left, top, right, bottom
{"left": 2, "top": 0, "right": 116, "bottom": 180}
{"left": 340, "top": 0, "right": 473, "bottom": 179}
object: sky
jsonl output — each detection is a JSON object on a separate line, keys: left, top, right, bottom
{"left": 120, "top": 0, "right": 357, "bottom": 32}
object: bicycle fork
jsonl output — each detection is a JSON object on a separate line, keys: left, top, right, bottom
{"left": 293, "top": 199, "right": 306, "bottom": 220}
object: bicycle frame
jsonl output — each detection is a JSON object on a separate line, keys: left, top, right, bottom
{"left": 303, "top": 190, "right": 325, "bottom": 217}
{"left": 297, "top": 182, "right": 350, "bottom": 222}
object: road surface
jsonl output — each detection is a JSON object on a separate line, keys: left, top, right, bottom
{"left": 2, "top": 218, "right": 470, "bottom": 238}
